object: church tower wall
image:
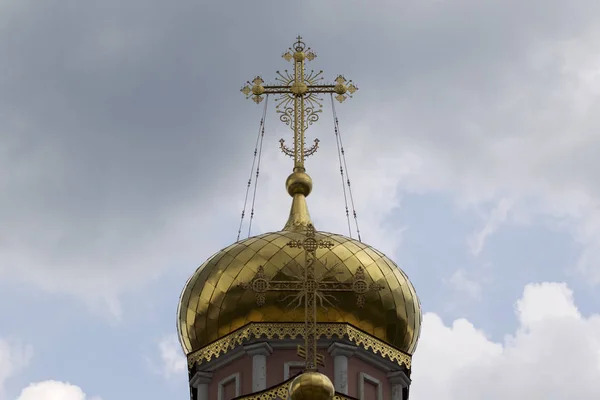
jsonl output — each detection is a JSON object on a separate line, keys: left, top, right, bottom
{"left": 347, "top": 357, "right": 391, "bottom": 399}
{"left": 189, "top": 338, "right": 411, "bottom": 399}
{"left": 207, "top": 354, "right": 252, "bottom": 400}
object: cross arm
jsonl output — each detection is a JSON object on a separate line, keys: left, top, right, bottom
{"left": 306, "top": 85, "right": 338, "bottom": 94}
{"left": 240, "top": 266, "right": 303, "bottom": 293}
{"left": 297, "top": 346, "right": 325, "bottom": 367}
{"left": 317, "top": 280, "right": 385, "bottom": 293}
{"left": 316, "top": 281, "right": 356, "bottom": 291}
{"left": 254, "top": 82, "right": 358, "bottom": 97}
{"left": 261, "top": 85, "right": 292, "bottom": 94}
{"left": 265, "top": 280, "right": 304, "bottom": 291}
{"left": 287, "top": 239, "right": 334, "bottom": 250}
{"left": 241, "top": 75, "right": 358, "bottom": 104}
{"left": 243, "top": 84, "right": 341, "bottom": 95}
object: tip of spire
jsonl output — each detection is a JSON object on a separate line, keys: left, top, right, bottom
{"left": 283, "top": 192, "right": 314, "bottom": 233}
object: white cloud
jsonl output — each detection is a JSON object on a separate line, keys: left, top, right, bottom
{"left": 447, "top": 268, "right": 483, "bottom": 300}
{"left": 16, "top": 381, "right": 101, "bottom": 400}
{"left": 411, "top": 282, "right": 600, "bottom": 399}
{"left": 157, "top": 335, "right": 186, "bottom": 379}
{"left": 0, "top": 342, "right": 99, "bottom": 400}
{"left": 468, "top": 198, "right": 514, "bottom": 256}
{"left": 0, "top": 339, "right": 32, "bottom": 400}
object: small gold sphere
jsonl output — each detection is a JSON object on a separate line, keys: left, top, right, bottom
{"left": 290, "top": 81, "right": 308, "bottom": 96}
{"left": 286, "top": 171, "right": 312, "bottom": 197}
{"left": 294, "top": 51, "right": 305, "bottom": 62}
{"left": 288, "top": 372, "right": 335, "bottom": 400}
{"left": 334, "top": 83, "right": 347, "bottom": 94}
{"left": 252, "top": 85, "right": 265, "bottom": 96}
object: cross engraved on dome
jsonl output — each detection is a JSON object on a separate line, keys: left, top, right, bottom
{"left": 240, "top": 36, "right": 357, "bottom": 171}
{"left": 241, "top": 224, "right": 384, "bottom": 372}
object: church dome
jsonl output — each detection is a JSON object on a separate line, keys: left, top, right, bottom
{"left": 177, "top": 193, "right": 422, "bottom": 356}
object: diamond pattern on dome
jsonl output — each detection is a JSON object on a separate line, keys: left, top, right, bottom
{"left": 177, "top": 230, "right": 422, "bottom": 355}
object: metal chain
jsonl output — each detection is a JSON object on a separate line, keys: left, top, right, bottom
{"left": 237, "top": 95, "right": 269, "bottom": 241}
{"left": 330, "top": 94, "right": 361, "bottom": 242}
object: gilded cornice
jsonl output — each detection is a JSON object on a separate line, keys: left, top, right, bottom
{"left": 187, "top": 322, "right": 411, "bottom": 370}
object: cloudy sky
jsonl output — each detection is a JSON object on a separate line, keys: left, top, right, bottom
{"left": 1, "top": 0, "right": 600, "bottom": 399}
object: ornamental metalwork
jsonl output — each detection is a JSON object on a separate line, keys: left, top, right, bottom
{"left": 242, "top": 224, "right": 384, "bottom": 372}
{"left": 241, "top": 36, "right": 358, "bottom": 170}
{"left": 186, "top": 322, "right": 412, "bottom": 371}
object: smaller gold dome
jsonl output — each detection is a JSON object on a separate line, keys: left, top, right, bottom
{"left": 288, "top": 372, "right": 334, "bottom": 400}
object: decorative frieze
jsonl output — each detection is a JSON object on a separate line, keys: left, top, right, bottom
{"left": 187, "top": 322, "right": 411, "bottom": 371}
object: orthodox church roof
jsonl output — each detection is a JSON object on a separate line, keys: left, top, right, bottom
{"left": 177, "top": 188, "right": 421, "bottom": 356}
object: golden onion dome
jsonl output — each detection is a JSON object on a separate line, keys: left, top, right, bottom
{"left": 288, "top": 371, "right": 335, "bottom": 400}
{"left": 177, "top": 176, "right": 422, "bottom": 356}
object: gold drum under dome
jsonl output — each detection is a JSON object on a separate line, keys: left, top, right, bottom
{"left": 177, "top": 228, "right": 422, "bottom": 355}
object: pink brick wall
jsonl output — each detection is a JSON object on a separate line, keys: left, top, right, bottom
{"left": 208, "top": 354, "right": 252, "bottom": 399}
{"left": 202, "top": 345, "right": 393, "bottom": 399}
{"left": 348, "top": 356, "right": 391, "bottom": 399}
{"left": 265, "top": 348, "right": 335, "bottom": 386}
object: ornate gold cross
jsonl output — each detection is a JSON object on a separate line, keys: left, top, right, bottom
{"left": 241, "top": 36, "right": 357, "bottom": 171}
{"left": 242, "top": 224, "right": 384, "bottom": 372}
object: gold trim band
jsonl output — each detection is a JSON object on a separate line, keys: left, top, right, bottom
{"left": 187, "top": 322, "right": 411, "bottom": 370}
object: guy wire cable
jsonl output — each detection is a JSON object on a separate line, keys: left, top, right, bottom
{"left": 330, "top": 93, "right": 362, "bottom": 242}
{"left": 237, "top": 94, "right": 269, "bottom": 241}
{"left": 330, "top": 94, "right": 353, "bottom": 238}
{"left": 247, "top": 95, "right": 269, "bottom": 238}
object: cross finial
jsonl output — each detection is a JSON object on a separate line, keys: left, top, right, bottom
{"left": 241, "top": 37, "right": 358, "bottom": 172}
